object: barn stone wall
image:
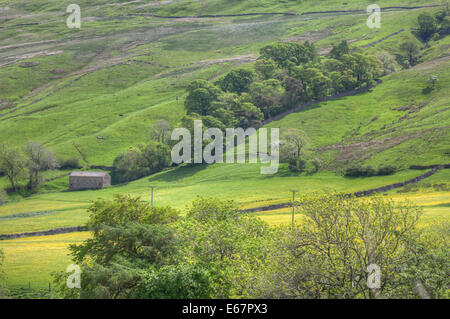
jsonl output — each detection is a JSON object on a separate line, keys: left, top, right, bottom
{"left": 102, "top": 173, "right": 111, "bottom": 187}
{"left": 70, "top": 175, "right": 109, "bottom": 190}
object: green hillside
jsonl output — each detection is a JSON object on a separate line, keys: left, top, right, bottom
{"left": 0, "top": 0, "right": 449, "bottom": 293}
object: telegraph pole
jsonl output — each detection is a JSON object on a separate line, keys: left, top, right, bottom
{"left": 290, "top": 190, "right": 298, "bottom": 225}
{"left": 150, "top": 186, "right": 155, "bottom": 207}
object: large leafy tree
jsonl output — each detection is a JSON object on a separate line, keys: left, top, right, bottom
{"left": 280, "top": 128, "right": 309, "bottom": 172}
{"left": 330, "top": 40, "right": 350, "bottom": 59}
{"left": 400, "top": 41, "right": 421, "bottom": 67}
{"left": 112, "top": 146, "right": 149, "bottom": 183}
{"left": 249, "top": 79, "right": 285, "bottom": 118}
{"left": 292, "top": 67, "right": 331, "bottom": 100}
{"left": 440, "top": 16, "right": 450, "bottom": 35}
{"left": 185, "top": 80, "right": 222, "bottom": 116}
{"left": 112, "top": 141, "right": 171, "bottom": 183}
{"left": 54, "top": 195, "right": 180, "bottom": 299}
{"left": 218, "top": 69, "right": 255, "bottom": 95}
{"left": 176, "top": 197, "right": 270, "bottom": 298}
{"left": 254, "top": 58, "right": 278, "bottom": 80}
{"left": 248, "top": 195, "right": 423, "bottom": 299}
{"left": 211, "top": 93, "right": 264, "bottom": 129}
{"left": 25, "top": 141, "right": 59, "bottom": 190}
{"left": 148, "top": 119, "right": 171, "bottom": 144}
{"left": 391, "top": 222, "right": 450, "bottom": 299}
{"left": 260, "top": 41, "right": 317, "bottom": 69}
{"left": 139, "top": 141, "right": 172, "bottom": 173}
{"left": 0, "top": 143, "right": 28, "bottom": 191}
{"left": 210, "top": 93, "right": 241, "bottom": 127}
{"left": 134, "top": 264, "right": 213, "bottom": 299}
{"left": 234, "top": 101, "right": 264, "bottom": 129}
{"left": 418, "top": 13, "right": 438, "bottom": 41}
{"left": 340, "top": 53, "right": 381, "bottom": 88}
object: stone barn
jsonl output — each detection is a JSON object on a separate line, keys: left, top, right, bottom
{"left": 69, "top": 171, "right": 111, "bottom": 190}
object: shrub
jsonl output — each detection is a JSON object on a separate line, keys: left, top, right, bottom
{"left": 288, "top": 158, "right": 307, "bottom": 173}
{"left": 362, "top": 166, "right": 377, "bottom": 177}
{"left": 0, "top": 189, "right": 7, "bottom": 205}
{"left": 344, "top": 166, "right": 363, "bottom": 177}
{"left": 377, "top": 165, "right": 398, "bottom": 176}
{"left": 133, "top": 265, "right": 213, "bottom": 299}
{"left": 112, "top": 142, "right": 171, "bottom": 184}
{"left": 218, "top": 69, "right": 254, "bottom": 95}
{"left": 344, "top": 165, "right": 377, "bottom": 177}
{"left": 58, "top": 157, "right": 81, "bottom": 169}
{"left": 418, "top": 13, "right": 439, "bottom": 41}
{"left": 311, "top": 158, "right": 322, "bottom": 173}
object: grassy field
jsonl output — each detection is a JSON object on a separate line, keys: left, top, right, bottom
{"left": 0, "top": 3, "right": 446, "bottom": 165}
{"left": 0, "top": 0, "right": 449, "bottom": 292}
{"left": 0, "top": 232, "right": 91, "bottom": 289}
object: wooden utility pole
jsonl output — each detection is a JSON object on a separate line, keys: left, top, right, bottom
{"left": 290, "top": 190, "right": 298, "bottom": 225}
{"left": 150, "top": 186, "right": 155, "bottom": 207}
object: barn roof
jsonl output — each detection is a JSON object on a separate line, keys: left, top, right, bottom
{"left": 70, "top": 171, "right": 109, "bottom": 177}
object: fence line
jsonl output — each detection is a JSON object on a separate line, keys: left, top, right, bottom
{"left": 242, "top": 165, "right": 448, "bottom": 213}
{"left": 0, "top": 226, "right": 88, "bottom": 240}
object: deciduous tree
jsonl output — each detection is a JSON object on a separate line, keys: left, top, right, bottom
{"left": 418, "top": 13, "right": 438, "bottom": 41}
{"left": 218, "top": 69, "right": 254, "bottom": 95}
{"left": 25, "top": 141, "right": 59, "bottom": 190}
{"left": 0, "top": 143, "right": 28, "bottom": 191}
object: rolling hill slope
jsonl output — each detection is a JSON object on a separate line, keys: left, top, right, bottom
{"left": 0, "top": 0, "right": 449, "bottom": 290}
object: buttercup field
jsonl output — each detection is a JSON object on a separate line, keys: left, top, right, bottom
{"left": 0, "top": 0, "right": 448, "bottom": 304}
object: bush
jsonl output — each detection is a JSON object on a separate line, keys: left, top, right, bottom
{"left": 344, "top": 166, "right": 375, "bottom": 177}
{"left": 362, "top": 166, "right": 377, "bottom": 177}
{"left": 112, "top": 142, "right": 171, "bottom": 184}
{"left": 377, "top": 165, "right": 398, "bottom": 176}
{"left": 345, "top": 165, "right": 398, "bottom": 177}
{"left": 133, "top": 265, "right": 213, "bottom": 299}
{"left": 344, "top": 166, "right": 363, "bottom": 177}
{"left": 288, "top": 158, "right": 307, "bottom": 173}
{"left": 58, "top": 157, "right": 81, "bottom": 169}
{"left": 418, "top": 13, "right": 439, "bottom": 41}
{"left": 0, "top": 189, "right": 7, "bottom": 205}
{"left": 311, "top": 158, "right": 322, "bottom": 173}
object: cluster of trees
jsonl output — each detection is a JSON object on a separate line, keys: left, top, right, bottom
{"left": 53, "top": 195, "right": 449, "bottom": 299}
{"left": 180, "top": 41, "right": 383, "bottom": 173}
{"left": 399, "top": 8, "right": 450, "bottom": 68}
{"left": 183, "top": 40, "right": 383, "bottom": 131}
{"left": 111, "top": 120, "right": 172, "bottom": 183}
{"left": 0, "top": 142, "right": 59, "bottom": 193}
{"left": 344, "top": 165, "right": 398, "bottom": 177}
{"left": 417, "top": 5, "right": 450, "bottom": 42}
{"left": 112, "top": 141, "right": 171, "bottom": 184}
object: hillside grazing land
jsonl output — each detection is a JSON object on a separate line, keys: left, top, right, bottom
{"left": 0, "top": 0, "right": 448, "bottom": 297}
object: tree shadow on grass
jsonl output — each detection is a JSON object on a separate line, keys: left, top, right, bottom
{"left": 148, "top": 164, "right": 209, "bottom": 183}
{"left": 422, "top": 86, "right": 434, "bottom": 94}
